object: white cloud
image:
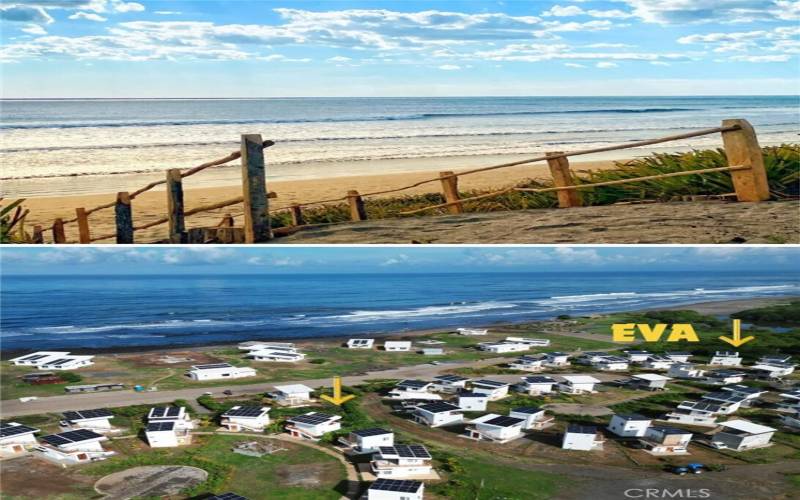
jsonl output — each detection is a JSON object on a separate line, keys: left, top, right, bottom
{"left": 327, "top": 55, "right": 352, "bottom": 62}
{"left": 112, "top": 1, "right": 144, "bottom": 13}
{"left": 553, "top": 247, "right": 602, "bottom": 264}
{"left": 564, "top": 62, "right": 586, "bottom": 67}
{"left": 730, "top": 53, "right": 791, "bottom": 61}
{"left": 438, "top": 64, "right": 460, "bottom": 70}
{"left": 0, "top": 5, "right": 54, "bottom": 24}
{"left": 542, "top": 5, "right": 585, "bottom": 17}
{"left": 620, "top": 0, "right": 793, "bottom": 24}
{"left": 21, "top": 23, "right": 48, "bottom": 34}
{"left": 381, "top": 254, "right": 411, "bottom": 266}
{"left": 154, "top": 11, "right": 181, "bottom": 15}
{"left": 596, "top": 61, "right": 618, "bottom": 68}
{"left": 69, "top": 11, "right": 107, "bottom": 21}
{"left": 260, "top": 54, "right": 311, "bottom": 62}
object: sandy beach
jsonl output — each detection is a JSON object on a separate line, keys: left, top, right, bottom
{"left": 20, "top": 158, "right": 618, "bottom": 243}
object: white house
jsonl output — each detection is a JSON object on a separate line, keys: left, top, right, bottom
{"left": 665, "top": 352, "right": 693, "bottom": 363}
{"left": 457, "top": 392, "right": 489, "bottom": 411}
{"left": 0, "top": 422, "right": 39, "bottom": 456}
{"left": 629, "top": 373, "right": 672, "bottom": 391}
{"left": 10, "top": 351, "right": 71, "bottom": 367}
{"left": 543, "top": 352, "right": 570, "bottom": 367}
{"left": 470, "top": 379, "right": 510, "bottom": 400}
{"left": 668, "top": 363, "right": 706, "bottom": 379}
{"left": 221, "top": 406, "right": 270, "bottom": 432}
{"left": 413, "top": 402, "right": 464, "bottom": 427}
{"left": 466, "top": 414, "right": 524, "bottom": 443}
{"left": 642, "top": 355, "right": 675, "bottom": 371}
{"left": 388, "top": 380, "right": 440, "bottom": 400}
{"left": 239, "top": 342, "right": 297, "bottom": 353}
{"left": 517, "top": 375, "right": 557, "bottom": 395}
{"left": 286, "top": 412, "right": 342, "bottom": 440}
{"left": 145, "top": 406, "right": 195, "bottom": 447}
{"left": 421, "top": 348, "right": 445, "bottom": 356}
{"left": 711, "top": 420, "right": 776, "bottom": 451}
{"left": 456, "top": 328, "right": 487, "bottom": 336}
{"left": 750, "top": 363, "right": 795, "bottom": 379}
{"left": 626, "top": 350, "right": 651, "bottom": 363}
{"left": 347, "top": 339, "right": 375, "bottom": 349}
{"left": 593, "top": 355, "right": 630, "bottom": 371}
{"left": 39, "top": 355, "right": 95, "bottom": 371}
{"left": 721, "top": 385, "right": 767, "bottom": 406}
{"left": 186, "top": 363, "right": 256, "bottom": 381}
{"left": 368, "top": 478, "right": 424, "bottom": 500}
{"left": 664, "top": 401, "right": 720, "bottom": 427}
{"left": 701, "top": 392, "right": 747, "bottom": 415}
{"left": 505, "top": 336, "right": 550, "bottom": 347}
{"left": 248, "top": 349, "right": 306, "bottom": 362}
{"left": 777, "top": 389, "right": 800, "bottom": 412}
{"left": 38, "top": 429, "right": 114, "bottom": 464}
{"left": 607, "top": 414, "right": 651, "bottom": 437}
{"left": 384, "top": 341, "right": 412, "bottom": 352}
{"left": 558, "top": 375, "right": 601, "bottom": 394}
{"left": 509, "top": 407, "right": 554, "bottom": 430}
{"left": 478, "top": 342, "right": 529, "bottom": 354}
{"left": 271, "top": 384, "right": 314, "bottom": 405}
{"left": 562, "top": 424, "right": 604, "bottom": 451}
{"left": 432, "top": 374, "right": 470, "bottom": 393}
{"left": 640, "top": 426, "right": 692, "bottom": 455}
{"left": 371, "top": 444, "right": 434, "bottom": 479}
{"left": 509, "top": 355, "right": 545, "bottom": 372}
{"left": 781, "top": 410, "right": 800, "bottom": 430}
{"left": 705, "top": 370, "right": 746, "bottom": 385}
{"left": 758, "top": 354, "right": 792, "bottom": 365}
{"left": 708, "top": 351, "right": 742, "bottom": 366}
{"left": 340, "top": 428, "right": 394, "bottom": 454}
{"left": 61, "top": 409, "right": 115, "bottom": 433}
{"left": 577, "top": 352, "right": 609, "bottom": 365}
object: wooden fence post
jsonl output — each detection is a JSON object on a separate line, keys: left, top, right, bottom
{"left": 166, "top": 169, "right": 186, "bottom": 243}
{"left": 75, "top": 207, "right": 91, "bottom": 244}
{"left": 721, "top": 119, "right": 770, "bottom": 202}
{"left": 32, "top": 225, "right": 43, "bottom": 244}
{"left": 290, "top": 205, "right": 305, "bottom": 226}
{"left": 115, "top": 191, "right": 134, "bottom": 244}
{"left": 240, "top": 134, "right": 272, "bottom": 243}
{"left": 217, "top": 213, "right": 234, "bottom": 243}
{"left": 546, "top": 152, "right": 581, "bottom": 208}
{"left": 52, "top": 218, "right": 66, "bottom": 244}
{"left": 347, "top": 190, "right": 367, "bottom": 221}
{"left": 439, "top": 171, "right": 464, "bottom": 214}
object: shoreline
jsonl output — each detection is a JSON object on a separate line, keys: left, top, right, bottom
{"left": 3, "top": 295, "right": 794, "bottom": 358}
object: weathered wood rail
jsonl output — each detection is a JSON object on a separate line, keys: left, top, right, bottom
{"left": 28, "top": 118, "right": 770, "bottom": 244}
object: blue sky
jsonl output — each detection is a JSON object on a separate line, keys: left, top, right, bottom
{"left": 1, "top": 0, "right": 798, "bottom": 97}
{"left": 2, "top": 246, "right": 799, "bottom": 274}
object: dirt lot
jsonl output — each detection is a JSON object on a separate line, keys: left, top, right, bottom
{"left": 94, "top": 465, "right": 208, "bottom": 498}
{"left": 275, "top": 462, "right": 342, "bottom": 488}
{"left": 121, "top": 350, "right": 224, "bottom": 368}
{"left": 275, "top": 200, "right": 799, "bottom": 244}
{"left": 0, "top": 455, "right": 96, "bottom": 498}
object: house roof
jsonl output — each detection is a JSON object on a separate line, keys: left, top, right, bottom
{"left": 417, "top": 401, "right": 461, "bottom": 413}
{"left": 523, "top": 375, "right": 557, "bottom": 384}
{"left": 615, "top": 414, "right": 651, "bottom": 422}
{"left": 0, "top": 422, "right": 39, "bottom": 439}
{"left": 191, "top": 363, "right": 235, "bottom": 370}
{"left": 434, "top": 374, "right": 470, "bottom": 383}
{"left": 63, "top": 408, "right": 113, "bottom": 421}
{"left": 351, "top": 427, "right": 391, "bottom": 437}
{"left": 632, "top": 373, "right": 672, "bottom": 381}
{"left": 288, "top": 412, "right": 339, "bottom": 425}
{"left": 274, "top": 384, "right": 313, "bottom": 394}
{"left": 708, "top": 370, "right": 745, "bottom": 377}
{"left": 650, "top": 425, "right": 692, "bottom": 436}
{"left": 41, "top": 429, "right": 103, "bottom": 446}
{"left": 751, "top": 364, "right": 792, "bottom": 372}
{"left": 722, "top": 384, "right": 764, "bottom": 395}
{"left": 562, "top": 375, "right": 601, "bottom": 384}
{"left": 702, "top": 392, "right": 747, "bottom": 403}
{"left": 458, "top": 392, "right": 487, "bottom": 399}
{"left": 222, "top": 406, "right": 269, "bottom": 418}
{"left": 566, "top": 424, "right": 597, "bottom": 434}
{"left": 146, "top": 421, "right": 175, "bottom": 432}
{"left": 472, "top": 379, "right": 509, "bottom": 388}
{"left": 482, "top": 416, "right": 524, "bottom": 428}
{"left": 511, "top": 406, "right": 543, "bottom": 415}
{"left": 719, "top": 419, "right": 776, "bottom": 434}
{"left": 397, "top": 379, "right": 432, "bottom": 389}
{"left": 377, "top": 444, "right": 431, "bottom": 459}
{"left": 148, "top": 406, "right": 184, "bottom": 420}
{"left": 369, "top": 478, "right": 423, "bottom": 493}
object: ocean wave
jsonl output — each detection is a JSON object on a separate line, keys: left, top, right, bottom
{"left": 304, "top": 301, "right": 519, "bottom": 323}
{"left": 32, "top": 319, "right": 233, "bottom": 334}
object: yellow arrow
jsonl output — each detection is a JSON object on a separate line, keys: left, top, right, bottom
{"left": 719, "top": 319, "right": 755, "bottom": 347}
{"left": 320, "top": 376, "right": 355, "bottom": 406}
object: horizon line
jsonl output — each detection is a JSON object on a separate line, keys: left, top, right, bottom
{"left": 2, "top": 94, "right": 799, "bottom": 100}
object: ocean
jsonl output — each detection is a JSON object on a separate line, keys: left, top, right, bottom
{"left": 1, "top": 271, "right": 797, "bottom": 351}
{"left": 1, "top": 96, "right": 797, "bottom": 197}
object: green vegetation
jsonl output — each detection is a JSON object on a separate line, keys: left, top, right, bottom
{"left": 609, "top": 388, "right": 697, "bottom": 418}
{"left": 268, "top": 144, "right": 799, "bottom": 226}
{"left": 0, "top": 199, "right": 29, "bottom": 243}
{"left": 737, "top": 300, "right": 800, "bottom": 327}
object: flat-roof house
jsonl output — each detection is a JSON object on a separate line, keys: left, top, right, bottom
{"left": 367, "top": 478, "right": 424, "bottom": 500}
{"left": 626, "top": 350, "right": 651, "bottom": 363}
{"left": 558, "top": 375, "right": 601, "bottom": 394}
{"left": 750, "top": 363, "right": 795, "bottom": 379}
{"left": 543, "top": 352, "right": 570, "bottom": 367}
{"left": 478, "top": 342, "right": 529, "bottom": 354}
{"left": 781, "top": 410, "right": 800, "bottom": 430}
{"left": 186, "top": 363, "right": 256, "bottom": 381}
{"left": 721, "top": 385, "right": 767, "bottom": 406}
{"left": 705, "top": 370, "right": 746, "bottom": 385}
{"left": 505, "top": 336, "right": 550, "bottom": 347}
{"left": 593, "top": 355, "right": 630, "bottom": 372}
{"left": 248, "top": 349, "right": 306, "bottom": 362}
{"left": 629, "top": 373, "right": 672, "bottom": 391}
{"left": 388, "top": 380, "right": 441, "bottom": 401}
{"left": 432, "top": 374, "right": 470, "bottom": 393}
{"left": 61, "top": 409, "right": 115, "bottom": 433}
{"left": 456, "top": 328, "right": 487, "bottom": 336}
{"left": 577, "top": 352, "right": 608, "bottom": 365}
{"left": 413, "top": 402, "right": 464, "bottom": 427}
{"left": 517, "top": 375, "right": 557, "bottom": 395}
{"left": 421, "top": 348, "right": 444, "bottom": 356}
{"left": 509, "top": 407, "right": 554, "bottom": 430}
{"left": 470, "top": 380, "right": 510, "bottom": 401}
{"left": 466, "top": 414, "right": 525, "bottom": 443}
{"left": 145, "top": 406, "right": 194, "bottom": 447}
{"left": 457, "top": 392, "right": 489, "bottom": 412}
{"left": 758, "top": 354, "right": 792, "bottom": 365}
{"left": 642, "top": 355, "right": 675, "bottom": 371}
{"left": 668, "top": 363, "right": 706, "bottom": 379}
{"left": 509, "top": 355, "right": 545, "bottom": 372}
{"left": 340, "top": 428, "right": 394, "bottom": 454}
{"left": 39, "top": 355, "right": 95, "bottom": 371}
{"left": 347, "top": 338, "right": 375, "bottom": 349}
{"left": 607, "top": 414, "right": 651, "bottom": 437}
{"left": 708, "top": 351, "right": 742, "bottom": 366}
{"left": 271, "top": 384, "right": 314, "bottom": 406}
{"left": 10, "top": 351, "right": 71, "bottom": 367}
{"left": 0, "top": 422, "right": 39, "bottom": 457}
{"left": 562, "top": 424, "right": 604, "bottom": 451}
{"left": 665, "top": 352, "right": 693, "bottom": 363}
{"left": 38, "top": 429, "right": 114, "bottom": 464}
{"left": 777, "top": 389, "right": 800, "bottom": 412}
{"left": 711, "top": 420, "right": 776, "bottom": 451}
{"left": 663, "top": 401, "right": 719, "bottom": 427}
{"left": 221, "top": 406, "right": 270, "bottom": 432}
{"left": 286, "top": 412, "right": 342, "bottom": 441}
{"left": 384, "top": 341, "right": 412, "bottom": 352}
{"left": 701, "top": 392, "right": 747, "bottom": 415}
{"left": 640, "top": 426, "right": 692, "bottom": 455}
{"left": 371, "top": 444, "right": 433, "bottom": 479}
{"left": 239, "top": 342, "right": 297, "bottom": 353}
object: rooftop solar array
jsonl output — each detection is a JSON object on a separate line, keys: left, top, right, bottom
{"left": 41, "top": 429, "right": 103, "bottom": 446}
{"left": 547, "top": 352, "right": 568, "bottom": 356}
{"left": 652, "top": 426, "right": 691, "bottom": 435}
{"left": 223, "top": 406, "right": 267, "bottom": 418}
{"left": 434, "top": 374, "right": 469, "bottom": 383}
{"left": 0, "top": 423, "right": 39, "bottom": 438}
{"left": 511, "top": 406, "right": 542, "bottom": 414}
{"left": 702, "top": 392, "right": 746, "bottom": 403}
{"left": 472, "top": 379, "right": 507, "bottom": 388}
{"left": 723, "top": 385, "right": 761, "bottom": 394}
{"left": 350, "top": 339, "right": 371, "bottom": 345}
{"left": 599, "top": 356, "right": 628, "bottom": 362}
{"left": 63, "top": 409, "right": 113, "bottom": 421}
{"left": 398, "top": 379, "right": 431, "bottom": 388}
{"left": 418, "top": 401, "right": 461, "bottom": 413}
{"left": 289, "top": 413, "right": 336, "bottom": 425}
{"left": 378, "top": 444, "right": 431, "bottom": 459}
{"left": 567, "top": 424, "right": 597, "bottom": 434}
{"left": 194, "top": 363, "right": 234, "bottom": 370}
{"left": 483, "top": 416, "right": 524, "bottom": 428}
{"left": 523, "top": 376, "right": 557, "bottom": 383}
{"left": 42, "top": 358, "right": 74, "bottom": 366}
{"left": 208, "top": 493, "right": 249, "bottom": 500}
{"left": 682, "top": 401, "right": 722, "bottom": 412}
{"left": 149, "top": 407, "right": 182, "bottom": 419}
{"left": 370, "top": 478, "right": 423, "bottom": 493}
{"left": 618, "top": 414, "right": 650, "bottom": 421}
{"left": 352, "top": 427, "right": 391, "bottom": 437}
{"left": 458, "top": 392, "right": 486, "bottom": 398}
{"left": 709, "top": 370, "right": 745, "bottom": 377}
{"left": 146, "top": 421, "right": 176, "bottom": 432}
{"left": 18, "top": 354, "right": 49, "bottom": 361}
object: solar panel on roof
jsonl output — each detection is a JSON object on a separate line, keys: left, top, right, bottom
{"left": 41, "top": 429, "right": 102, "bottom": 446}
{"left": 484, "top": 416, "right": 524, "bottom": 427}
{"left": 418, "top": 401, "right": 460, "bottom": 413}
{"left": 194, "top": 363, "right": 233, "bottom": 370}
{"left": 42, "top": 358, "right": 72, "bottom": 366}
{"left": 150, "top": 407, "right": 181, "bottom": 419}
{"left": 378, "top": 444, "right": 431, "bottom": 459}
{"left": 567, "top": 424, "right": 597, "bottom": 434}
{"left": 511, "top": 406, "right": 542, "bottom": 414}
{"left": 290, "top": 413, "right": 335, "bottom": 425}
{"left": 370, "top": 478, "right": 423, "bottom": 493}
{"left": 18, "top": 354, "right": 48, "bottom": 361}
{"left": 223, "top": 406, "right": 266, "bottom": 418}
{"left": 208, "top": 494, "right": 249, "bottom": 500}
{"left": 524, "top": 376, "right": 556, "bottom": 383}
{"left": 147, "top": 421, "right": 175, "bottom": 432}
{"left": 63, "top": 408, "right": 113, "bottom": 421}
{"left": 352, "top": 427, "right": 390, "bottom": 437}
{"left": 473, "top": 379, "right": 507, "bottom": 388}
{"left": 0, "top": 424, "right": 38, "bottom": 438}
{"left": 435, "top": 374, "right": 468, "bottom": 382}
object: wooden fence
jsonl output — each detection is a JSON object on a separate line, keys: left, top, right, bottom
{"left": 28, "top": 118, "right": 770, "bottom": 244}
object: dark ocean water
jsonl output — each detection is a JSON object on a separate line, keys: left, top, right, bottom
{"left": 1, "top": 272, "right": 797, "bottom": 351}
